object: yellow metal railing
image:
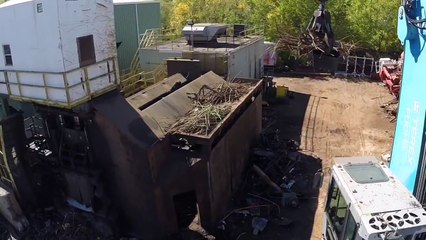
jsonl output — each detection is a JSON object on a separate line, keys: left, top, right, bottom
{"left": 0, "top": 58, "right": 118, "bottom": 109}
{"left": 120, "top": 25, "right": 263, "bottom": 98}
{"left": 120, "top": 62, "right": 167, "bottom": 98}
{"left": 125, "top": 25, "right": 263, "bottom": 75}
{"left": 139, "top": 25, "right": 263, "bottom": 48}
{"left": 127, "top": 28, "right": 180, "bottom": 75}
{"left": 0, "top": 127, "right": 17, "bottom": 192}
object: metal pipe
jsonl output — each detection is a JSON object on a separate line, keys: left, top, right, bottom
{"left": 191, "top": 25, "right": 194, "bottom": 51}
{"left": 252, "top": 165, "right": 282, "bottom": 193}
{"left": 135, "top": 4, "right": 140, "bottom": 43}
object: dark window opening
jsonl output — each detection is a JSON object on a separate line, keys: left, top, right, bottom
{"left": 77, "top": 35, "right": 96, "bottom": 67}
{"left": 343, "top": 213, "right": 357, "bottom": 240}
{"left": 59, "top": 115, "right": 84, "bottom": 130}
{"left": 326, "top": 179, "right": 348, "bottom": 237}
{"left": 173, "top": 190, "right": 198, "bottom": 229}
{"left": 3, "top": 45, "right": 13, "bottom": 66}
{"left": 415, "top": 232, "right": 426, "bottom": 240}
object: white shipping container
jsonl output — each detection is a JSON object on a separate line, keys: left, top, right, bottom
{"left": 228, "top": 38, "right": 264, "bottom": 80}
{"left": 0, "top": 0, "right": 119, "bottom": 108}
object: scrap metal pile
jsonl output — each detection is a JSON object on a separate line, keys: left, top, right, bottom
{"left": 376, "top": 52, "right": 404, "bottom": 121}
{"left": 169, "top": 83, "right": 252, "bottom": 135}
{"left": 276, "top": 0, "right": 360, "bottom": 62}
{"left": 3, "top": 207, "right": 114, "bottom": 240}
{"left": 276, "top": 32, "right": 358, "bottom": 59}
{"left": 216, "top": 106, "right": 323, "bottom": 239}
{"left": 378, "top": 52, "right": 404, "bottom": 97}
{"left": 381, "top": 99, "right": 399, "bottom": 122}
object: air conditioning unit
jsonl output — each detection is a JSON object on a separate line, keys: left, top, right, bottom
{"left": 182, "top": 23, "right": 227, "bottom": 44}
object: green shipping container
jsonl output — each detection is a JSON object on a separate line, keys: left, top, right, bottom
{"left": 114, "top": 0, "right": 161, "bottom": 74}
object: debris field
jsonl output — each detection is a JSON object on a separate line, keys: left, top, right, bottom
{"left": 169, "top": 82, "right": 253, "bottom": 135}
{"left": 185, "top": 75, "right": 397, "bottom": 240}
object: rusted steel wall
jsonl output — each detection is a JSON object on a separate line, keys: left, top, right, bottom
{"left": 152, "top": 149, "right": 210, "bottom": 234}
{"left": 207, "top": 94, "right": 262, "bottom": 226}
{"left": 90, "top": 91, "right": 163, "bottom": 239}
{"left": 150, "top": 94, "right": 262, "bottom": 234}
{"left": 87, "top": 86, "right": 262, "bottom": 238}
{"left": 182, "top": 52, "right": 228, "bottom": 76}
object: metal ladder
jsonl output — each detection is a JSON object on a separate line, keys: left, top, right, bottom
{"left": 58, "top": 127, "right": 91, "bottom": 171}
{"left": 0, "top": 126, "right": 18, "bottom": 193}
{"left": 129, "top": 29, "right": 159, "bottom": 74}
{"left": 24, "top": 116, "right": 53, "bottom": 165}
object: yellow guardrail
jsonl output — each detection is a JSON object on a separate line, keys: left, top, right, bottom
{"left": 0, "top": 58, "right": 118, "bottom": 109}
{"left": 121, "top": 25, "right": 263, "bottom": 98}
{"left": 120, "top": 63, "right": 167, "bottom": 98}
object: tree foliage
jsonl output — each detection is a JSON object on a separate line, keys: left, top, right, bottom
{"left": 345, "top": 0, "right": 401, "bottom": 54}
{"left": 161, "top": 0, "right": 402, "bottom": 55}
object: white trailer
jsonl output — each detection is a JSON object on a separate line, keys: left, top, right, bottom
{"left": 0, "top": 0, "right": 119, "bottom": 108}
{"left": 324, "top": 156, "right": 426, "bottom": 240}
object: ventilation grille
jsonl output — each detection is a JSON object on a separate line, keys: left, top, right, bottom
{"left": 368, "top": 212, "right": 421, "bottom": 231}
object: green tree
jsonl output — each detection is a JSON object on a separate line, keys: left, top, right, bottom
{"left": 346, "top": 0, "right": 401, "bottom": 54}
{"left": 160, "top": 0, "right": 403, "bottom": 55}
{"left": 163, "top": 0, "right": 251, "bottom": 34}
{"left": 328, "top": 0, "right": 351, "bottom": 38}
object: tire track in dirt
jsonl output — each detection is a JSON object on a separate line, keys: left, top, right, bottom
{"left": 274, "top": 77, "right": 396, "bottom": 240}
{"left": 302, "top": 95, "right": 321, "bottom": 152}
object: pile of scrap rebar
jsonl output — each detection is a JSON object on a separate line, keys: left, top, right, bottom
{"left": 277, "top": 32, "right": 359, "bottom": 58}
{"left": 169, "top": 83, "right": 251, "bottom": 135}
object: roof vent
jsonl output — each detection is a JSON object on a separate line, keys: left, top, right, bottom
{"left": 368, "top": 212, "right": 421, "bottom": 231}
{"left": 182, "top": 23, "right": 227, "bottom": 44}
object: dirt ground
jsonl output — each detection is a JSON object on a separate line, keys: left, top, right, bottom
{"left": 271, "top": 75, "right": 396, "bottom": 239}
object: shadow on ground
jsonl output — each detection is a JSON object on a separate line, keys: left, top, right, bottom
{"left": 262, "top": 93, "right": 323, "bottom": 240}
{"left": 272, "top": 71, "right": 380, "bottom": 84}
{"left": 212, "top": 92, "right": 323, "bottom": 240}
{"left": 271, "top": 92, "right": 311, "bottom": 144}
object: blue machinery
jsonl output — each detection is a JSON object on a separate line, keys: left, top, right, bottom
{"left": 391, "top": 0, "right": 426, "bottom": 204}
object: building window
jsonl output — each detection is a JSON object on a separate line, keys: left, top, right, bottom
{"left": 3, "top": 45, "right": 13, "bottom": 66}
{"left": 415, "top": 232, "right": 426, "bottom": 240}
{"left": 326, "top": 179, "right": 348, "bottom": 237}
{"left": 77, "top": 35, "right": 96, "bottom": 67}
{"left": 343, "top": 213, "right": 357, "bottom": 240}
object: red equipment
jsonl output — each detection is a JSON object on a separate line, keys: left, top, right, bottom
{"left": 378, "top": 52, "right": 404, "bottom": 97}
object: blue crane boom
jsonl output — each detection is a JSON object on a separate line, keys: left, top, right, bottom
{"left": 391, "top": 0, "right": 426, "bottom": 205}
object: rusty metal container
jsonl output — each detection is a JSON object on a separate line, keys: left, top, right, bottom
{"left": 312, "top": 51, "right": 339, "bottom": 75}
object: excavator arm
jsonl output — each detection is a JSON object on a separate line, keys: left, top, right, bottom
{"left": 304, "top": 0, "right": 336, "bottom": 54}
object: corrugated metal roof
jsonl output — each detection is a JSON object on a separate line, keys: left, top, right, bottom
{"left": 93, "top": 72, "right": 260, "bottom": 148}
{"left": 93, "top": 90, "right": 160, "bottom": 148}
{"left": 127, "top": 74, "right": 188, "bottom": 110}
{"left": 140, "top": 71, "right": 227, "bottom": 138}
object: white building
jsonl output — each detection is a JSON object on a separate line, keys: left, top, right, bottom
{"left": 139, "top": 24, "right": 265, "bottom": 81}
{"left": 0, "top": 0, "right": 119, "bottom": 108}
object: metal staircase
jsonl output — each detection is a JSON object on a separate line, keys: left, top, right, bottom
{"left": 57, "top": 119, "right": 92, "bottom": 172}
{"left": 24, "top": 116, "right": 53, "bottom": 166}
{"left": 129, "top": 29, "right": 159, "bottom": 74}
{"left": 120, "top": 28, "right": 171, "bottom": 97}
{"left": 120, "top": 62, "right": 167, "bottom": 98}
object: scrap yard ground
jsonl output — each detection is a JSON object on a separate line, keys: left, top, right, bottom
{"left": 265, "top": 75, "right": 396, "bottom": 239}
